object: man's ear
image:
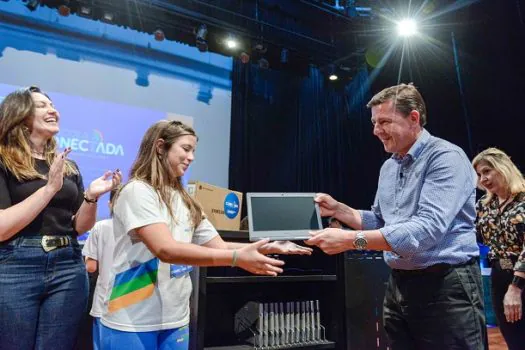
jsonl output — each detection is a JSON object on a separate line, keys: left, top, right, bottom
{"left": 155, "top": 138, "right": 165, "bottom": 155}
{"left": 409, "top": 110, "right": 420, "bottom": 127}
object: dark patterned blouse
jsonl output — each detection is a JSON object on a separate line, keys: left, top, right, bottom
{"left": 475, "top": 192, "right": 525, "bottom": 272}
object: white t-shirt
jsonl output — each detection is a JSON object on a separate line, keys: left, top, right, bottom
{"left": 82, "top": 219, "right": 115, "bottom": 318}
{"left": 101, "top": 180, "right": 218, "bottom": 332}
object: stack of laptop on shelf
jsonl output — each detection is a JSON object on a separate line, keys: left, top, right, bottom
{"left": 235, "top": 300, "right": 329, "bottom": 349}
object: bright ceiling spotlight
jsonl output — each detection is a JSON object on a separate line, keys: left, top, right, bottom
{"left": 225, "top": 39, "right": 238, "bottom": 49}
{"left": 397, "top": 19, "right": 417, "bottom": 37}
{"left": 327, "top": 64, "right": 338, "bottom": 81}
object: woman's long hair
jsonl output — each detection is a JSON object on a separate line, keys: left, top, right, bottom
{"left": 0, "top": 86, "right": 77, "bottom": 180}
{"left": 472, "top": 147, "right": 525, "bottom": 205}
{"left": 123, "top": 120, "right": 203, "bottom": 228}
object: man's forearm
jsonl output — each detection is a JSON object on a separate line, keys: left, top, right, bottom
{"left": 334, "top": 205, "right": 363, "bottom": 230}
{"left": 362, "top": 230, "right": 392, "bottom": 251}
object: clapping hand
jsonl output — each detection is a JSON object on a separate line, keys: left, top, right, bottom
{"left": 45, "top": 147, "right": 73, "bottom": 194}
{"left": 86, "top": 169, "right": 122, "bottom": 199}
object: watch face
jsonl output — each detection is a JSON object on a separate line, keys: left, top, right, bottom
{"left": 354, "top": 237, "right": 367, "bottom": 250}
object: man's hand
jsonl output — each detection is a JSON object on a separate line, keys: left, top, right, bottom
{"left": 304, "top": 228, "right": 352, "bottom": 255}
{"left": 314, "top": 193, "right": 340, "bottom": 217}
{"left": 259, "top": 241, "right": 313, "bottom": 255}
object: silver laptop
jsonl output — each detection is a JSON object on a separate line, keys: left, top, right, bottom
{"left": 247, "top": 193, "right": 323, "bottom": 241}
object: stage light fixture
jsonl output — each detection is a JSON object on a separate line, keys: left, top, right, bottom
{"left": 397, "top": 19, "right": 417, "bottom": 37}
{"left": 25, "top": 0, "right": 40, "bottom": 11}
{"left": 58, "top": 4, "right": 71, "bottom": 16}
{"left": 280, "top": 48, "right": 288, "bottom": 64}
{"left": 135, "top": 69, "right": 149, "bottom": 87}
{"left": 253, "top": 41, "right": 267, "bottom": 54}
{"left": 195, "top": 24, "right": 208, "bottom": 52}
{"left": 258, "top": 58, "right": 269, "bottom": 70}
{"left": 154, "top": 28, "right": 165, "bottom": 41}
{"left": 327, "top": 64, "right": 338, "bottom": 81}
{"left": 78, "top": 5, "right": 92, "bottom": 18}
{"left": 102, "top": 11, "right": 115, "bottom": 23}
{"left": 240, "top": 52, "right": 250, "bottom": 64}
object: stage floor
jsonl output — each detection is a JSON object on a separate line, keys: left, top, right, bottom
{"left": 488, "top": 327, "right": 507, "bottom": 350}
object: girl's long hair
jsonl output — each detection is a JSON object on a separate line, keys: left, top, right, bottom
{"left": 0, "top": 86, "right": 77, "bottom": 180}
{"left": 123, "top": 120, "right": 203, "bottom": 228}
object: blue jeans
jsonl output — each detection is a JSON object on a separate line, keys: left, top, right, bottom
{"left": 0, "top": 238, "right": 89, "bottom": 350}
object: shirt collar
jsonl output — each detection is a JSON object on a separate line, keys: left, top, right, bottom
{"left": 392, "top": 129, "right": 430, "bottom": 164}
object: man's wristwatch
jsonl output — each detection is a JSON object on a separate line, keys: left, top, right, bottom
{"left": 353, "top": 231, "right": 368, "bottom": 250}
{"left": 511, "top": 275, "right": 525, "bottom": 291}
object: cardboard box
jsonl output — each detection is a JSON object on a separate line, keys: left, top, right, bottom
{"left": 187, "top": 181, "right": 243, "bottom": 231}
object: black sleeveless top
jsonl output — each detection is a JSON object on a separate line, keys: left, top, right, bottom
{"left": 0, "top": 158, "right": 84, "bottom": 237}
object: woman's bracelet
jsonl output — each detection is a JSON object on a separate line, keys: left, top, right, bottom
{"left": 231, "top": 250, "right": 238, "bottom": 267}
{"left": 83, "top": 191, "right": 98, "bottom": 204}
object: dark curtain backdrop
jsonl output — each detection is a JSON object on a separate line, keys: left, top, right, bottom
{"left": 229, "top": 1, "right": 525, "bottom": 218}
{"left": 456, "top": 0, "right": 525, "bottom": 165}
{"left": 229, "top": 61, "right": 386, "bottom": 216}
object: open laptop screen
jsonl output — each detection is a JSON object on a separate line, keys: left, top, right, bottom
{"left": 247, "top": 193, "right": 322, "bottom": 241}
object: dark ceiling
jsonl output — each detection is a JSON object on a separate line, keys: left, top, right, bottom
{"left": 37, "top": 0, "right": 462, "bottom": 75}
{"left": 35, "top": 0, "right": 383, "bottom": 73}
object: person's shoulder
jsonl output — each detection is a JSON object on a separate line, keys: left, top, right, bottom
{"left": 425, "top": 135, "right": 470, "bottom": 163}
{"left": 95, "top": 218, "right": 113, "bottom": 229}
{"left": 121, "top": 180, "right": 155, "bottom": 196}
{"left": 515, "top": 192, "right": 525, "bottom": 203}
{"left": 476, "top": 194, "right": 489, "bottom": 207}
{"left": 427, "top": 135, "right": 464, "bottom": 154}
{"left": 0, "top": 157, "right": 8, "bottom": 173}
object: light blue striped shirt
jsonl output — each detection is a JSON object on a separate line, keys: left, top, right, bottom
{"left": 360, "top": 129, "right": 479, "bottom": 270}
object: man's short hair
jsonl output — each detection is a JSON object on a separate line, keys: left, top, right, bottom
{"left": 366, "top": 83, "right": 427, "bottom": 126}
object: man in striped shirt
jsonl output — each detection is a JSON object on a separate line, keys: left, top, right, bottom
{"left": 307, "top": 83, "right": 486, "bottom": 350}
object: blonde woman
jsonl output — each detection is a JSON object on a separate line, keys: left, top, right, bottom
{"left": 101, "top": 120, "right": 311, "bottom": 350}
{"left": 473, "top": 147, "right": 525, "bottom": 350}
{"left": 0, "top": 86, "right": 121, "bottom": 350}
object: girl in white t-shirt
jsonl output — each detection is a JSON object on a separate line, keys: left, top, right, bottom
{"left": 100, "top": 120, "right": 311, "bottom": 350}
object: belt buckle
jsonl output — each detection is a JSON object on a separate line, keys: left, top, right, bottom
{"left": 41, "top": 235, "right": 67, "bottom": 252}
{"left": 500, "top": 258, "right": 514, "bottom": 270}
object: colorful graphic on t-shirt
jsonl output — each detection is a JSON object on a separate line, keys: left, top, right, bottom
{"left": 108, "top": 258, "right": 159, "bottom": 313}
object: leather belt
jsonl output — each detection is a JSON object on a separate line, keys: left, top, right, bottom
{"left": 1, "top": 235, "right": 74, "bottom": 252}
{"left": 392, "top": 257, "right": 477, "bottom": 277}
